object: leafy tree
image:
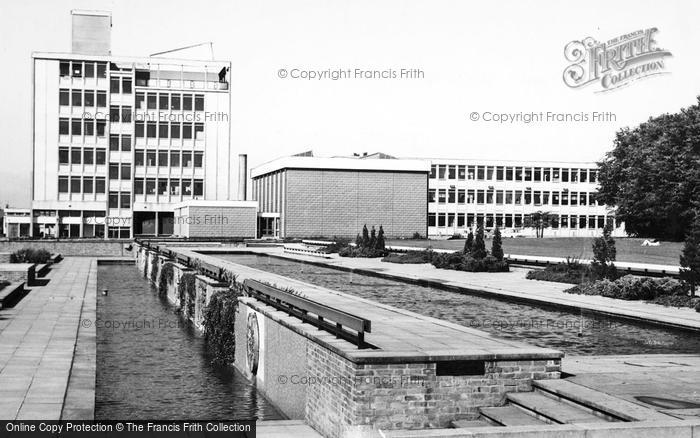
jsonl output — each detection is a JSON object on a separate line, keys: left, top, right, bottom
{"left": 680, "top": 216, "right": 700, "bottom": 296}
{"left": 361, "top": 224, "right": 370, "bottom": 248}
{"left": 463, "top": 231, "right": 474, "bottom": 254}
{"left": 525, "top": 211, "right": 552, "bottom": 238}
{"left": 472, "top": 224, "right": 487, "bottom": 259}
{"left": 376, "top": 225, "right": 386, "bottom": 251}
{"left": 491, "top": 227, "right": 504, "bottom": 261}
{"left": 591, "top": 223, "right": 617, "bottom": 279}
{"left": 597, "top": 98, "right": 700, "bottom": 240}
{"left": 355, "top": 233, "right": 362, "bottom": 247}
{"left": 369, "top": 226, "right": 377, "bottom": 249}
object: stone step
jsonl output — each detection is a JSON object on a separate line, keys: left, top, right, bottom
{"left": 479, "top": 406, "right": 549, "bottom": 426}
{"left": 451, "top": 419, "right": 496, "bottom": 428}
{"left": 534, "top": 379, "right": 674, "bottom": 422}
{"left": 507, "top": 392, "right": 611, "bottom": 424}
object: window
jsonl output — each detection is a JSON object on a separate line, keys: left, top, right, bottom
{"left": 505, "top": 166, "right": 513, "bottom": 181}
{"left": 122, "top": 78, "right": 132, "bottom": 94}
{"left": 147, "top": 94, "right": 157, "bottom": 109}
{"left": 84, "top": 90, "right": 95, "bottom": 107}
{"left": 486, "top": 166, "right": 494, "bottom": 180}
{"left": 59, "top": 89, "right": 69, "bottom": 106}
{"left": 96, "top": 91, "right": 106, "bottom": 107}
{"left": 58, "top": 176, "right": 69, "bottom": 192}
{"left": 533, "top": 191, "right": 541, "bottom": 205}
{"left": 71, "top": 61, "right": 83, "bottom": 77}
{"left": 70, "top": 176, "right": 81, "bottom": 193}
{"left": 171, "top": 94, "right": 181, "bottom": 110}
{"left": 534, "top": 167, "right": 542, "bottom": 182}
{"left": 158, "top": 179, "right": 168, "bottom": 195}
{"left": 194, "top": 123, "right": 204, "bottom": 139}
{"left": 84, "top": 62, "right": 94, "bottom": 78}
{"left": 136, "top": 92, "right": 145, "bottom": 110}
{"left": 524, "top": 167, "right": 532, "bottom": 181}
{"left": 120, "top": 193, "right": 131, "bottom": 209}
{"left": 448, "top": 188, "right": 456, "bottom": 203}
{"left": 159, "top": 123, "right": 169, "bottom": 138}
{"left": 457, "top": 165, "right": 466, "bottom": 180}
{"left": 193, "top": 180, "right": 203, "bottom": 196}
{"left": 158, "top": 152, "right": 168, "bottom": 167}
{"left": 71, "top": 148, "right": 81, "bottom": 164}
{"left": 120, "top": 164, "right": 131, "bottom": 180}
{"left": 147, "top": 122, "right": 157, "bottom": 138}
{"left": 83, "top": 148, "right": 94, "bottom": 165}
{"left": 496, "top": 190, "right": 504, "bottom": 204}
{"left": 476, "top": 190, "right": 485, "bottom": 204}
{"left": 183, "top": 124, "right": 192, "bottom": 139}
{"left": 84, "top": 119, "right": 94, "bottom": 136}
{"left": 60, "top": 61, "right": 70, "bottom": 77}
{"left": 428, "top": 189, "right": 436, "bottom": 203}
{"left": 428, "top": 213, "right": 436, "bottom": 227}
{"left": 146, "top": 178, "right": 156, "bottom": 194}
{"left": 121, "top": 106, "right": 132, "bottom": 123}
{"left": 170, "top": 123, "right": 180, "bottom": 138}
{"left": 505, "top": 190, "right": 513, "bottom": 204}
{"left": 121, "top": 135, "right": 131, "bottom": 151}
{"left": 514, "top": 190, "right": 522, "bottom": 205}
{"left": 96, "top": 62, "right": 107, "bottom": 78}
{"left": 515, "top": 167, "right": 523, "bottom": 181}
{"left": 476, "top": 166, "right": 485, "bottom": 180}
{"left": 570, "top": 192, "right": 578, "bottom": 206}
{"left": 134, "top": 178, "right": 144, "bottom": 195}
{"left": 96, "top": 177, "right": 105, "bottom": 193}
{"left": 71, "top": 90, "right": 82, "bottom": 107}
{"left": 194, "top": 95, "right": 204, "bottom": 111}
{"left": 147, "top": 151, "right": 156, "bottom": 166}
{"left": 109, "top": 164, "right": 119, "bottom": 179}
{"left": 182, "top": 152, "right": 193, "bottom": 167}
{"left": 486, "top": 189, "right": 494, "bottom": 204}
{"left": 552, "top": 192, "right": 560, "bottom": 205}
{"left": 580, "top": 169, "right": 588, "bottom": 183}
{"left": 59, "top": 118, "right": 69, "bottom": 135}
{"left": 159, "top": 93, "right": 169, "bottom": 110}
{"left": 170, "top": 179, "right": 180, "bottom": 195}
{"left": 183, "top": 94, "right": 193, "bottom": 111}
{"left": 135, "top": 150, "right": 144, "bottom": 166}
{"left": 110, "top": 135, "right": 120, "bottom": 150}
{"left": 590, "top": 170, "right": 598, "bottom": 183}
{"left": 135, "top": 121, "right": 145, "bottom": 137}
{"left": 110, "top": 77, "right": 120, "bottom": 93}
{"left": 496, "top": 166, "right": 504, "bottom": 181}
{"left": 96, "top": 120, "right": 106, "bottom": 137}
{"left": 109, "top": 105, "right": 120, "bottom": 123}
{"left": 580, "top": 192, "right": 587, "bottom": 205}
{"left": 109, "top": 192, "right": 119, "bottom": 208}
{"left": 571, "top": 169, "right": 579, "bottom": 182}
{"left": 562, "top": 169, "right": 569, "bottom": 182}
{"left": 83, "top": 177, "right": 94, "bottom": 193}
{"left": 96, "top": 150, "right": 106, "bottom": 165}
{"left": 59, "top": 147, "right": 69, "bottom": 164}
{"left": 457, "top": 189, "right": 465, "bottom": 204}
{"left": 448, "top": 165, "right": 456, "bottom": 179}
{"left": 457, "top": 213, "right": 465, "bottom": 227}
{"left": 437, "top": 189, "right": 446, "bottom": 203}
{"left": 194, "top": 152, "right": 203, "bottom": 168}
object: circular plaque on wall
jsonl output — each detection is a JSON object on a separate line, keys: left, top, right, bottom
{"left": 246, "top": 312, "right": 260, "bottom": 375}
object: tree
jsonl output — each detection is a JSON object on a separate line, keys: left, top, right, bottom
{"left": 472, "top": 224, "right": 487, "bottom": 259}
{"left": 361, "top": 224, "right": 370, "bottom": 248}
{"left": 591, "top": 222, "right": 617, "bottom": 279}
{"left": 525, "top": 211, "right": 552, "bottom": 238}
{"left": 463, "top": 231, "right": 474, "bottom": 254}
{"left": 491, "top": 227, "right": 504, "bottom": 261}
{"left": 376, "top": 225, "right": 386, "bottom": 251}
{"left": 369, "top": 226, "right": 377, "bottom": 249}
{"left": 680, "top": 216, "right": 700, "bottom": 296}
{"left": 355, "top": 233, "right": 362, "bottom": 247}
{"left": 597, "top": 98, "right": 700, "bottom": 240}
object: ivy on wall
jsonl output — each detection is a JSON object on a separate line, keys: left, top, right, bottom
{"left": 178, "top": 272, "right": 196, "bottom": 312}
{"left": 203, "top": 269, "right": 245, "bottom": 366}
{"left": 159, "top": 262, "right": 175, "bottom": 296}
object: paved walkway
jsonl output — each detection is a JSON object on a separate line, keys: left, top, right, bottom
{"left": 563, "top": 354, "right": 700, "bottom": 420}
{"left": 241, "top": 247, "right": 700, "bottom": 331}
{"left": 0, "top": 258, "right": 95, "bottom": 420}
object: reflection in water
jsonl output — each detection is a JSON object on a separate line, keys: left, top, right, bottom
{"left": 96, "top": 265, "right": 281, "bottom": 420}
{"left": 217, "top": 254, "right": 700, "bottom": 356}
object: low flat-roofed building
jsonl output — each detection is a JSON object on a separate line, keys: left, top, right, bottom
{"left": 172, "top": 200, "right": 258, "bottom": 238}
{"left": 3, "top": 208, "right": 32, "bottom": 238}
{"left": 250, "top": 153, "right": 430, "bottom": 239}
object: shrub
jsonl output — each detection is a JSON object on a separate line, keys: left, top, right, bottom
{"left": 463, "top": 231, "right": 474, "bottom": 254}
{"left": 591, "top": 223, "right": 618, "bottom": 280}
{"left": 339, "top": 246, "right": 387, "bottom": 258}
{"left": 565, "top": 275, "right": 694, "bottom": 307}
{"left": 472, "top": 225, "right": 487, "bottom": 259}
{"left": 680, "top": 218, "right": 700, "bottom": 295}
{"left": 491, "top": 227, "right": 504, "bottom": 261}
{"left": 411, "top": 232, "right": 423, "bottom": 240}
{"left": 338, "top": 224, "right": 389, "bottom": 258}
{"left": 10, "top": 248, "right": 51, "bottom": 264}
{"left": 382, "top": 250, "right": 435, "bottom": 264}
{"left": 526, "top": 258, "right": 592, "bottom": 285}
{"left": 318, "top": 237, "right": 351, "bottom": 254}
{"left": 431, "top": 251, "right": 509, "bottom": 273}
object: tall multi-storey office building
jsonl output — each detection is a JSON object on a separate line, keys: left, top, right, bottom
{"left": 31, "top": 10, "right": 233, "bottom": 238}
{"left": 427, "top": 159, "right": 624, "bottom": 237}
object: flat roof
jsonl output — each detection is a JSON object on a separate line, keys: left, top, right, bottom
{"left": 251, "top": 156, "right": 431, "bottom": 178}
{"left": 32, "top": 51, "right": 230, "bottom": 69}
{"left": 419, "top": 157, "right": 599, "bottom": 167}
{"left": 172, "top": 200, "right": 258, "bottom": 210}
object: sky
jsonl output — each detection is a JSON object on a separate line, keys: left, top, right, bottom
{"left": 1, "top": 0, "right": 699, "bottom": 207}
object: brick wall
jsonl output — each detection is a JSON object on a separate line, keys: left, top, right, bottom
{"left": 283, "top": 169, "right": 427, "bottom": 239}
{"left": 174, "top": 206, "right": 257, "bottom": 238}
{"left": 0, "top": 240, "right": 129, "bottom": 256}
{"left": 0, "top": 264, "right": 36, "bottom": 284}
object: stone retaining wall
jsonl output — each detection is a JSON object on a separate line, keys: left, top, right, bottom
{"left": 0, "top": 240, "right": 130, "bottom": 256}
{"left": 0, "top": 263, "right": 35, "bottom": 285}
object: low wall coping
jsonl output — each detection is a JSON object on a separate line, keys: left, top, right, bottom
{"left": 0, "top": 263, "right": 35, "bottom": 272}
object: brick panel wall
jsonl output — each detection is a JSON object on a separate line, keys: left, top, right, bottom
{"left": 283, "top": 169, "right": 427, "bottom": 238}
{"left": 176, "top": 206, "right": 257, "bottom": 238}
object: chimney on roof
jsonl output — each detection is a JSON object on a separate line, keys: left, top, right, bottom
{"left": 71, "top": 10, "right": 112, "bottom": 55}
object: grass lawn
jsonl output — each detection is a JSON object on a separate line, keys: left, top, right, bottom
{"left": 385, "top": 237, "right": 683, "bottom": 266}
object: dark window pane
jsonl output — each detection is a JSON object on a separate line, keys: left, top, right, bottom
{"left": 83, "top": 178, "right": 94, "bottom": 193}
{"left": 96, "top": 177, "right": 105, "bottom": 193}
{"left": 120, "top": 164, "right": 131, "bottom": 180}
{"left": 70, "top": 177, "right": 81, "bottom": 193}
{"left": 121, "top": 135, "right": 131, "bottom": 151}
{"left": 59, "top": 89, "right": 69, "bottom": 106}
{"left": 83, "top": 149, "right": 94, "bottom": 164}
{"left": 159, "top": 123, "right": 169, "bottom": 138}
{"left": 110, "top": 77, "right": 120, "bottom": 93}
{"left": 194, "top": 152, "right": 203, "bottom": 167}
{"left": 96, "top": 62, "right": 107, "bottom": 78}
{"left": 96, "top": 150, "right": 106, "bottom": 165}
{"left": 60, "top": 62, "right": 70, "bottom": 77}
{"left": 59, "top": 119, "right": 69, "bottom": 135}
{"left": 194, "top": 95, "right": 204, "bottom": 111}
{"left": 183, "top": 95, "right": 192, "bottom": 110}
{"left": 72, "top": 120, "right": 82, "bottom": 135}
{"left": 71, "top": 61, "right": 83, "bottom": 77}
{"left": 58, "top": 177, "right": 69, "bottom": 192}
{"left": 122, "top": 78, "right": 132, "bottom": 94}
{"left": 84, "top": 62, "right": 95, "bottom": 78}
{"left": 147, "top": 122, "right": 156, "bottom": 138}
{"left": 170, "top": 123, "right": 180, "bottom": 138}
{"left": 171, "top": 94, "right": 180, "bottom": 110}
{"left": 96, "top": 91, "right": 106, "bottom": 107}
{"left": 170, "top": 151, "right": 180, "bottom": 167}
{"left": 147, "top": 94, "right": 157, "bottom": 109}
{"left": 110, "top": 135, "right": 120, "bottom": 150}
{"left": 109, "top": 193, "right": 119, "bottom": 208}
{"left": 84, "top": 91, "right": 94, "bottom": 107}
{"left": 109, "top": 164, "right": 119, "bottom": 179}
{"left": 96, "top": 120, "right": 106, "bottom": 137}
{"left": 183, "top": 124, "right": 192, "bottom": 139}
{"left": 71, "top": 148, "right": 81, "bottom": 164}
{"left": 59, "top": 148, "right": 69, "bottom": 164}
{"left": 159, "top": 94, "right": 168, "bottom": 110}
{"left": 84, "top": 119, "right": 94, "bottom": 136}
{"left": 71, "top": 90, "right": 82, "bottom": 107}
{"left": 135, "top": 122, "right": 145, "bottom": 138}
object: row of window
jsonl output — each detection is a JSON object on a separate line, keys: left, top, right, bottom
{"left": 110, "top": 77, "right": 133, "bottom": 94}
{"left": 134, "top": 150, "right": 203, "bottom": 168}
{"left": 32, "top": 210, "right": 105, "bottom": 218}
{"left": 110, "top": 134, "right": 132, "bottom": 151}
{"left": 109, "top": 164, "right": 132, "bottom": 180}
{"left": 428, "top": 213, "right": 616, "bottom": 229}
{"left": 59, "top": 118, "right": 107, "bottom": 137}
{"left": 133, "top": 178, "right": 204, "bottom": 196}
{"left": 59, "top": 89, "right": 107, "bottom": 107}
{"left": 430, "top": 164, "right": 598, "bottom": 183}
{"left": 135, "top": 121, "right": 204, "bottom": 139}
{"left": 109, "top": 192, "right": 132, "bottom": 209}
{"left": 59, "top": 61, "right": 108, "bottom": 79}
{"left": 58, "top": 176, "right": 106, "bottom": 194}
{"left": 136, "top": 92, "right": 204, "bottom": 111}
{"left": 59, "top": 147, "right": 106, "bottom": 165}
{"left": 429, "top": 188, "right": 597, "bottom": 206}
